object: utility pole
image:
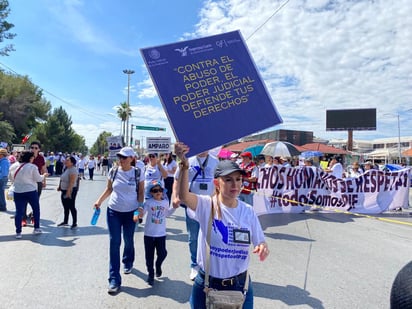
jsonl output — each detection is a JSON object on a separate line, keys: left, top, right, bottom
{"left": 123, "top": 69, "right": 135, "bottom": 146}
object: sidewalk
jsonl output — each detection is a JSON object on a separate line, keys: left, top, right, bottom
{"left": 1, "top": 174, "right": 412, "bottom": 308}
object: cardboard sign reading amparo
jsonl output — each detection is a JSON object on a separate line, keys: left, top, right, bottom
{"left": 146, "top": 137, "right": 171, "bottom": 153}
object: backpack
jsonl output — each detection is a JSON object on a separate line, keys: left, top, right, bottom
{"left": 109, "top": 166, "right": 141, "bottom": 199}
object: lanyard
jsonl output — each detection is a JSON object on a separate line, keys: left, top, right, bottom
{"left": 196, "top": 155, "right": 209, "bottom": 179}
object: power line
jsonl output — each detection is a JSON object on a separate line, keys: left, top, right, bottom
{"left": 0, "top": 61, "right": 111, "bottom": 122}
{"left": 246, "top": 0, "right": 291, "bottom": 41}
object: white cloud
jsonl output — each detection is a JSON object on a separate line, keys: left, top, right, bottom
{"left": 191, "top": 0, "right": 412, "bottom": 140}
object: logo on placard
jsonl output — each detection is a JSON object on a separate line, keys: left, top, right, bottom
{"left": 174, "top": 46, "right": 189, "bottom": 56}
{"left": 148, "top": 49, "right": 161, "bottom": 60}
{"left": 216, "top": 40, "right": 228, "bottom": 48}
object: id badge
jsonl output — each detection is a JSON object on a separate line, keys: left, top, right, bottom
{"left": 233, "top": 229, "right": 251, "bottom": 244}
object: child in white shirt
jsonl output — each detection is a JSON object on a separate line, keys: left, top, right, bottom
{"left": 143, "top": 180, "right": 177, "bottom": 285}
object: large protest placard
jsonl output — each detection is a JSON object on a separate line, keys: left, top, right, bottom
{"left": 254, "top": 166, "right": 411, "bottom": 215}
{"left": 140, "top": 30, "right": 282, "bottom": 157}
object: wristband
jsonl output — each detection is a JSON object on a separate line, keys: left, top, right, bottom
{"left": 138, "top": 202, "right": 144, "bottom": 208}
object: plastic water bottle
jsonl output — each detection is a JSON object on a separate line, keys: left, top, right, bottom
{"left": 91, "top": 208, "right": 101, "bottom": 225}
{"left": 133, "top": 210, "right": 143, "bottom": 223}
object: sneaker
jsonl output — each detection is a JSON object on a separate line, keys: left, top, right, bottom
{"left": 71, "top": 224, "right": 78, "bottom": 229}
{"left": 57, "top": 222, "right": 68, "bottom": 227}
{"left": 155, "top": 267, "right": 162, "bottom": 278}
{"left": 22, "top": 219, "right": 27, "bottom": 227}
{"left": 107, "top": 283, "right": 120, "bottom": 294}
{"left": 16, "top": 233, "right": 22, "bottom": 239}
{"left": 190, "top": 267, "right": 199, "bottom": 281}
{"left": 124, "top": 267, "right": 133, "bottom": 274}
{"left": 33, "top": 228, "right": 42, "bottom": 234}
{"left": 147, "top": 276, "right": 154, "bottom": 286}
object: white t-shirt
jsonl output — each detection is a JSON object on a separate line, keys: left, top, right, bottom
{"left": 331, "top": 162, "right": 343, "bottom": 178}
{"left": 175, "top": 155, "right": 219, "bottom": 196}
{"left": 135, "top": 160, "right": 145, "bottom": 174}
{"left": 87, "top": 159, "right": 96, "bottom": 169}
{"left": 145, "top": 164, "right": 164, "bottom": 186}
{"left": 194, "top": 195, "right": 266, "bottom": 278}
{"left": 143, "top": 198, "right": 176, "bottom": 237}
{"left": 144, "top": 164, "right": 165, "bottom": 198}
{"left": 164, "top": 160, "right": 177, "bottom": 178}
{"left": 78, "top": 158, "right": 87, "bottom": 169}
{"left": 13, "top": 163, "right": 44, "bottom": 193}
{"left": 108, "top": 167, "right": 145, "bottom": 212}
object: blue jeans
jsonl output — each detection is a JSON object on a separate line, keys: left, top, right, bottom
{"left": 184, "top": 207, "right": 199, "bottom": 268}
{"left": 239, "top": 193, "right": 254, "bottom": 206}
{"left": 14, "top": 190, "right": 40, "bottom": 233}
{"left": 107, "top": 207, "right": 136, "bottom": 286}
{"left": 190, "top": 270, "right": 254, "bottom": 309}
{"left": 0, "top": 176, "right": 8, "bottom": 209}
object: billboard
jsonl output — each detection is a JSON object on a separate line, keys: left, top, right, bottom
{"left": 140, "top": 30, "right": 282, "bottom": 157}
{"left": 326, "top": 108, "right": 376, "bottom": 131}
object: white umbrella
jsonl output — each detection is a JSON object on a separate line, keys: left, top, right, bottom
{"left": 260, "top": 141, "right": 301, "bottom": 157}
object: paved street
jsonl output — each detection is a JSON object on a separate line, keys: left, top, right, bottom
{"left": 1, "top": 174, "right": 412, "bottom": 309}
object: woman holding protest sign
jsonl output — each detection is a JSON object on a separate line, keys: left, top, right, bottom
{"left": 174, "top": 141, "right": 269, "bottom": 309}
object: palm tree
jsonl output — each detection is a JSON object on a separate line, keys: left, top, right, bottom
{"left": 116, "top": 102, "right": 132, "bottom": 144}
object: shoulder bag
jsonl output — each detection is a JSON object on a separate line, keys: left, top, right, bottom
{"left": 204, "top": 199, "right": 249, "bottom": 309}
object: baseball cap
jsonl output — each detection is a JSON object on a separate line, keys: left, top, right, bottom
{"left": 117, "top": 146, "right": 135, "bottom": 158}
{"left": 146, "top": 180, "right": 164, "bottom": 191}
{"left": 214, "top": 160, "right": 246, "bottom": 178}
{"left": 240, "top": 151, "right": 252, "bottom": 158}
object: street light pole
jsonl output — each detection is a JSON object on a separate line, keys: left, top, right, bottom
{"left": 384, "top": 109, "right": 412, "bottom": 164}
{"left": 130, "top": 123, "right": 134, "bottom": 147}
{"left": 123, "top": 69, "right": 135, "bottom": 146}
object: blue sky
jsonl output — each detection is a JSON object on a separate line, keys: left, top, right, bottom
{"left": 1, "top": 0, "right": 411, "bottom": 148}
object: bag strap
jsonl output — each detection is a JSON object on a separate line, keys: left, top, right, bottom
{"left": 109, "top": 166, "right": 119, "bottom": 182}
{"left": 204, "top": 200, "right": 214, "bottom": 289}
{"left": 14, "top": 163, "right": 26, "bottom": 180}
{"left": 204, "top": 197, "right": 250, "bottom": 294}
{"left": 134, "top": 167, "right": 141, "bottom": 201}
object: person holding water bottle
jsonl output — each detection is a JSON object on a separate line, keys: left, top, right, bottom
{"left": 93, "top": 147, "right": 144, "bottom": 294}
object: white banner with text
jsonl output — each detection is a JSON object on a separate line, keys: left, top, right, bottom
{"left": 253, "top": 166, "right": 411, "bottom": 215}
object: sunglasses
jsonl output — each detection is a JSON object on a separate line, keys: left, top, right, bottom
{"left": 150, "top": 188, "right": 163, "bottom": 194}
{"left": 149, "top": 154, "right": 156, "bottom": 158}
{"left": 117, "top": 155, "right": 128, "bottom": 160}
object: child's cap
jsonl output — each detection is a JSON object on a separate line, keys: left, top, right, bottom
{"left": 145, "top": 180, "right": 167, "bottom": 197}
{"left": 147, "top": 180, "right": 163, "bottom": 191}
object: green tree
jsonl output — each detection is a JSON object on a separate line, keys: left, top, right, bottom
{"left": 90, "top": 131, "right": 112, "bottom": 155}
{"left": 0, "top": 114, "right": 15, "bottom": 143}
{"left": 0, "top": 71, "right": 51, "bottom": 143}
{"left": 0, "top": 0, "right": 16, "bottom": 56}
{"left": 36, "top": 106, "right": 86, "bottom": 153}
{"left": 116, "top": 102, "right": 131, "bottom": 143}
